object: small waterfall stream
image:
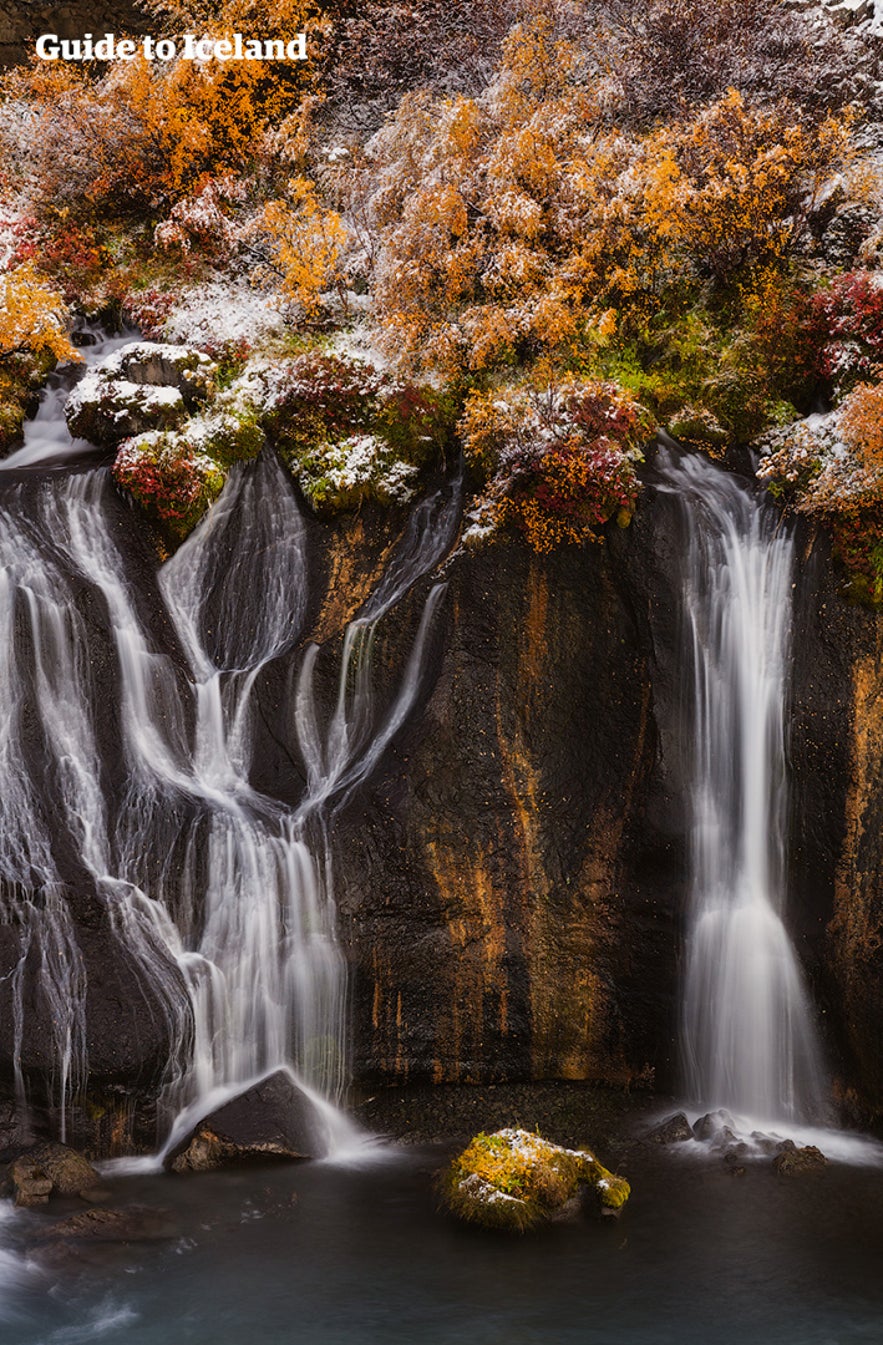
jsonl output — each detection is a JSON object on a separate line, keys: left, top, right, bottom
{"left": 0, "top": 337, "right": 458, "bottom": 1153}
{"left": 660, "top": 449, "right": 828, "bottom": 1129}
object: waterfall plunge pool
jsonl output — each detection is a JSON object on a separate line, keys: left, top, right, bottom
{"left": 2, "top": 1133, "right": 883, "bottom": 1345}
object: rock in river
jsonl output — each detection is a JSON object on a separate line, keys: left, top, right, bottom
{"left": 164, "top": 1070, "right": 328, "bottom": 1173}
{"left": 6, "top": 1141, "right": 102, "bottom": 1206}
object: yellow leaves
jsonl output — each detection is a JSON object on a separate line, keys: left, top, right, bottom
{"left": 442, "top": 96, "right": 483, "bottom": 162}
{"left": 414, "top": 184, "right": 470, "bottom": 239}
{"left": 495, "top": 16, "right": 580, "bottom": 123}
{"left": 0, "top": 263, "right": 80, "bottom": 366}
{"left": 365, "top": 30, "right": 861, "bottom": 382}
{"left": 641, "top": 146, "right": 683, "bottom": 241}
{"left": 484, "top": 192, "right": 544, "bottom": 242}
{"left": 262, "top": 177, "right": 347, "bottom": 315}
{"left": 3, "top": 0, "right": 326, "bottom": 216}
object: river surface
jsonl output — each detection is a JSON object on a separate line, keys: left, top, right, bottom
{"left": 0, "top": 1138, "right": 882, "bottom": 1345}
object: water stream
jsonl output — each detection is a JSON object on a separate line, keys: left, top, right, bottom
{"left": 0, "top": 336, "right": 459, "bottom": 1156}
{"left": 659, "top": 449, "right": 829, "bottom": 1132}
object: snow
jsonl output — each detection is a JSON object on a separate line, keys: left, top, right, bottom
{"left": 158, "top": 282, "right": 288, "bottom": 352}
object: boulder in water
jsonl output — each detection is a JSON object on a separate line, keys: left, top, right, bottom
{"left": 647, "top": 1112, "right": 693, "bottom": 1144}
{"left": 440, "top": 1128, "right": 630, "bottom": 1233}
{"left": 164, "top": 1071, "right": 328, "bottom": 1173}
{"left": 38, "top": 1204, "right": 178, "bottom": 1244}
{"left": 692, "top": 1110, "right": 737, "bottom": 1143}
{"left": 6, "top": 1142, "right": 102, "bottom": 1205}
{"left": 772, "top": 1140, "right": 828, "bottom": 1177}
{"left": 26, "top": 1142, "right": 102, "bottom": 1198}
{"left": 8, "top": 1157, "right": 53, "bottom": 1208}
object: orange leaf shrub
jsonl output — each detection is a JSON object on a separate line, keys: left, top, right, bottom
{"left": 461, "top": 377, "right": 649, "bottom": 552}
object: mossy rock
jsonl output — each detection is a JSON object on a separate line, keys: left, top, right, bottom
{"left": 112, "top": 429, "right": 227, "bottom": 543}
{"left": 667, "top": 406, "right": 730, "bottom": 449}
{"left": 440, "top": 1128, "right": 630, "bottom": 1233}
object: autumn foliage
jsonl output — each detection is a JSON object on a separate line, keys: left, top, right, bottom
{"left": 461, "top": 377, "right": 648, "bottom": 552}
{"left": 354, "top": 15, "right": 858, "bottom": 455}
{"left": 0, "top": 263, "right": 78, "bottom": 366}
{"left": 1, "top": 0, "right": 882, "bottom": 557}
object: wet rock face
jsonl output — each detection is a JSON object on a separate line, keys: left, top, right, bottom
{"left": 5, "top": 1142, "right": 101, "bottom": 1205}
{"left": 789, "top": 520, "right": 883, "bottom": 1117}
{"left": 335, "top": 490, "right": 685, "bottom": 1094}
{"left": 646, "top": 1112, "right": 693, "bottom": 1145}
{"left": 0, "top": 889, "right": 192, "bottom": 1152}
{"left": 164, "top": 1071, "right": 328, "bottom": 1173}
{"left": 772, "top": 1140, "right": 828, "bottom": 1177}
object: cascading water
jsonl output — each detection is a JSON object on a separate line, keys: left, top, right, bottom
{"left": 0, "top": 336, "right": 459, "bottom": 1153}
{"left": 659, "top": 448, "right": 828, "bottom": 1128}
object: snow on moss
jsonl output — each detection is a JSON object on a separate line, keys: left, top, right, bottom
{"left": 440, "top": 1127, "right": 630, "bottom": 1233}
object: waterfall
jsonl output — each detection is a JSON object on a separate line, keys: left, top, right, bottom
{"left": 659, "top": 449, "right": 828, "bottom": 1127}
{"left": 0, "top": 337, "right": 458, "bottom": 1148}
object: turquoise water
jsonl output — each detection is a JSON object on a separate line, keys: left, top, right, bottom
{"left": 1, "top": 1140, "right": 882, "bottom": 1344}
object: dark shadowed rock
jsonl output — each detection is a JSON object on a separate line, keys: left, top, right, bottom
{"left": 164, "top": 1071, "right": 327, "bottom": 1173}
{"left": 8, "top": 1157, "right": 52, "bottom": 1208}
{"left": 7, "top": 1142, "right": 101, "bottom": 1204}
{"left": 772, "top": 1140, "right": 828, "bottom": 1177}
{"left": 692, "top": 1110, "right": 737, "bottom": 1142}
{"left": 38, "top": 1205, "right": 178, "bottom": 1243}
{"left": 26, "top": 1142, "right": 101, "bottom": 1197}
{"left": 647, "top": 1112, "right": 693, "bottom": 1144}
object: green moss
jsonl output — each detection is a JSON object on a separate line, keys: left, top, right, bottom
{"left": 440, "top": 1128, "right": 630, "bottom": 1233}
{"left": 0, "top": 350, "right": 58, "bottom": 455}
{"left": 199, "top": 407, "right": 266, "bottom": 469}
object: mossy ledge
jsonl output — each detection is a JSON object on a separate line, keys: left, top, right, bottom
{"left": 439, "top": 1128, "right": 630, "bottom": 1233}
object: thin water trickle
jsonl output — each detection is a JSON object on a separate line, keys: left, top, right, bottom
{"left": 659, "top": 449, "right": 829, "bottom": 1129}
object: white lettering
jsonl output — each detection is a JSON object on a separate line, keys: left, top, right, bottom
{"left": 35, "top": 34, "right": 59, "bottom": 59}
{"left": 36, "top": 28, "right": 312, "bottom": 63}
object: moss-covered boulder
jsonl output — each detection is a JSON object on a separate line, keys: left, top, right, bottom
{"left": 0, "top": 351, "right": 60, "bottom": 455}
{"left": 667, "top": 406, "right": 729, "bottom": 449}
{"left": 65, "top": 341, "right": 216, "bottom": 446}
{"left": 112, "top": 429, "right": 228, "bottom": 543}
{"left": 253, "top": 350, "right": 454, "bottom": 516}
{"left": 440, "top": 1128, "right": 630, "bottom": 1233}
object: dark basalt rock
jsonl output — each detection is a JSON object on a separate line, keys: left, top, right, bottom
{"left": 772, "top": 1140, "right": 828, "bottom": 1177}
{"left": 37, "top": 1204, "right": 178, "bottom": 1243}
{"left": 647, "top": 1112, "right": 693, "bottom": 1144}
{"left": 5, "top": 1142, "right": 102, "bottom": 1205}
{"left": 692, "top": 1110, "right": 737, "bottom": 1143}
{"left": 164, "top": 1071, "right": 327, "bottom": 1173}
{"left": 335, "top": 482, "right": 684, "bottom": 1094}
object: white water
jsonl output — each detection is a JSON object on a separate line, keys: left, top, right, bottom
{"left": 660, "top": 450, "right": 829, "bottom": 1130}
{"left": 0, "top": 326, "right": 135, "bottom": 472}
{"left": 0, "top": 337, "right": 458, "bottom": 1154}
